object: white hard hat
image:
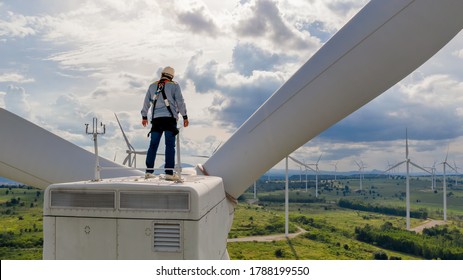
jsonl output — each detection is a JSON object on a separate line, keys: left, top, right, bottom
{"left": 161, "top": 66, "right": 175, "bottom": 78}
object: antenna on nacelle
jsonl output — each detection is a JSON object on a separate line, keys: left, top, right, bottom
{"left": 85, "top": 117, "right": 106, "bottom": 181}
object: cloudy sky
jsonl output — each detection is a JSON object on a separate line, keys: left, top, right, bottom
{"left": 1, "top": 0, "right": 463, "bottom": 176}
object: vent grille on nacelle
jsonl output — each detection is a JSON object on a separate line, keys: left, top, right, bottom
{"left": 120, "top": 192, "right": 189, "bottom": 211}
{"left": 50, "top": 190, "right": 115, "bottom": 209}
{"left": 153, "top": 222, "right": 182, "bottom": 252}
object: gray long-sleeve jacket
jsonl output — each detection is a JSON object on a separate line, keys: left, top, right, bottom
{"left": 141, "top": 80, "right": 187, "bottom": 120}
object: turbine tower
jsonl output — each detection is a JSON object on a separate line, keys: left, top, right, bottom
{"left": 285, "top": 157, "right": 289, "bottom": 237}
{"left": 308, "top": 154, "right": 323, "bottom": 198}
{"left": 425, "top": 162, "right": 437, "bottom": 191}
{"left": 331, "top": 162, "right": 338, "bottom": 181}
{"left": 453, "top": 161, "right": 459, "bottom": 187}
{"left": 441, "top": 148, "right": 457, "bottom": 222}
{"left": 384, "top": 129, "right": 431, "bottom": 230}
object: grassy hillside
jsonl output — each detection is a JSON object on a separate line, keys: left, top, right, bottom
{"left": 228, "top": 176, "right": 463, "bottom": 259}
{"left": 227, "top": 203, "right": 421, "bottom": 260}
{"left": 0, "top": 185, "right": 43, "bottom": 260}
{"left": 1, "top": 176, "right": 463, "bottom": 260}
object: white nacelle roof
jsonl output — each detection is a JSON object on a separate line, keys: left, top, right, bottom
{"left": 43, "top": 175, "right": 225, "bottom": 221}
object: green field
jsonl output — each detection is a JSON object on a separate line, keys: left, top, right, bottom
{"left": 227, "top": 203, "right": 421, "bottom": 260}
{"left": 227, "top": 176, "right": 463, "bottom": 259}
{"left": 2, "top": 175, "right": 463, "bottom": 260}
{"left": 0, "top": 185, "right": 43, "bottom": 260}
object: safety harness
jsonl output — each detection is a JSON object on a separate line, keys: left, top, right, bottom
{"left": 147, "top": 78, "right": 178, "bottom": 137}
{"left": 151, "top": 78, "right": 175, "bottom": 120}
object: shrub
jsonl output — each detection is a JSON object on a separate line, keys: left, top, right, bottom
{"left": 373, "top": 251, "right": 388, "bottom": 260}
{"left": 275, "top": 248, "right": 285, "bottom": 258}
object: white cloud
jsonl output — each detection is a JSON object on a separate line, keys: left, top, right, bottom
{"left": 3, "top": 85, "right": 31, "bottom": 119}
{"left": 0, "top": 11, "right": 37, "bottom": 38}
{"left": 454, "top": 49, "right": 463, "bottom": 59}
{"left": 234, "top": 0, "right": 319, "bottom": 54}
{"left": 177, "top": 6, "right": 220, "bottom": 37}
{"left": 400, "top": 74, "right": 463, "bottom": 107}
{"left": 1, "top": 0, "right": 463, "bottom": 173}
{"left": 0, "top": 72, "right": 35, "bottom": 83}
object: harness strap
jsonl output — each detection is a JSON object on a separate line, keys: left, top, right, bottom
{"left": 151, "top": 79, "right": 175, "bottom": 120}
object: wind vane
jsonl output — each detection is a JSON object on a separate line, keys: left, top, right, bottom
{"left": 85, "top": 117, "right": 106, "bottom": 181}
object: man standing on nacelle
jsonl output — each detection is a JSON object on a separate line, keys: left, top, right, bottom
{"left": 141, "top": 66, "right": 189, "bottom": 180}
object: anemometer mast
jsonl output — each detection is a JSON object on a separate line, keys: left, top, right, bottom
{"left": 85, "top": 118, "right": 106, "bottom": 181}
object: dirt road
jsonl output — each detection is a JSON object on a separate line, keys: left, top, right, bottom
{"left": 227, "top": 219, "right": 446, "bottom": 243}
{"left": 411, "top": 219, "right": 446, "bottom": 233}
{"left": 227, "top": 226, "right": 307, "bottom": 243}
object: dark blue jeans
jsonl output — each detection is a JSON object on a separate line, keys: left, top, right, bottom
{"left": 146, "top": 130, "right": 176, "bottom": 175}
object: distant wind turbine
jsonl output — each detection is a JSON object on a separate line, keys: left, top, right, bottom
{"left": 425, "top": 162, "right": 437, "bottom": 191}
{"left": 441, "top": 148, "right": 457, "bottom": 222}
{"left": 355, "top": 160, "right": 366, "bottom": 191}
{"left": 289, "top": 156, "right": 315, "bottom": 193}
{"left": 386, "top": 161, "right": 394, "bottom": 179}
{"left": 384, "top": 129, "right": 431, "bottom": 230}
{"left": 308, "top": 154, "right": 323, "bottom": 198}
{"left": 453, "top": 161, "right": 459, "bottom": 188}
{"left": 299, "top": 166, "right": 303, "bottom": 182}
{"left": 114, "top": 113, "right": 147, "bottom": 168}
{"left": 285, "top": 156, "right": 289, "bottom": 237}
{"left": 331, "top": 162, "right": 338, "bottom": 181}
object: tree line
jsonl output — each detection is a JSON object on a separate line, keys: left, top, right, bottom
{"left": 355, "top": 222, "right": 463, "bottom": 259}
{"left": 257, "top": 192, "right": 325, "bottom": 203}
{"left": 338, "top": 199, "right": 428, "bottom": 219}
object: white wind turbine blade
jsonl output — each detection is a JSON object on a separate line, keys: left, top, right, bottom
{"left": 122, "top": 155, "right": 131, "bottom": 166}
{"left": 288, "top": 156, "right": 316, "bottom": 172}
{"left": 316, "top": 154, "right": 323, "bottom": 164}
{"left": 114, "top": 113, "right": 135, "bottom": 152}
{"left": 0, "top": 108, "right": 143, "bottom": 189}
{"left": 115, "top": 113, "right": 137, "bottom": 167}
{"left": 212, "top": 141, "right": 223, "bottom": 155}
{"left": 409, "top": 161, "right": 432, "bottom": 175}
{"left": 384, "top": 160, "right": 406, "bottom": 173}
{"left": 446, "top": 162, "right": 458, "bottom": 173}
{"left": 316, "top": 153, "right": 322, "bottom": 172}
{"left": 114, "top": 113, "right": 149, "bottom": 167}
{"left": 444, "top": 145, "right": 450, "bottom": 163}
{"left": 201, "top": 0, "right": 463, "bottom": 199}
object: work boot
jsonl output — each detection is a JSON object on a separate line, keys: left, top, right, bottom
{"left": 165, "top": 174, "right": 180, "bottom": 181}
{"left": 144, "top": 173, "right": 156, "bottom": 179}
